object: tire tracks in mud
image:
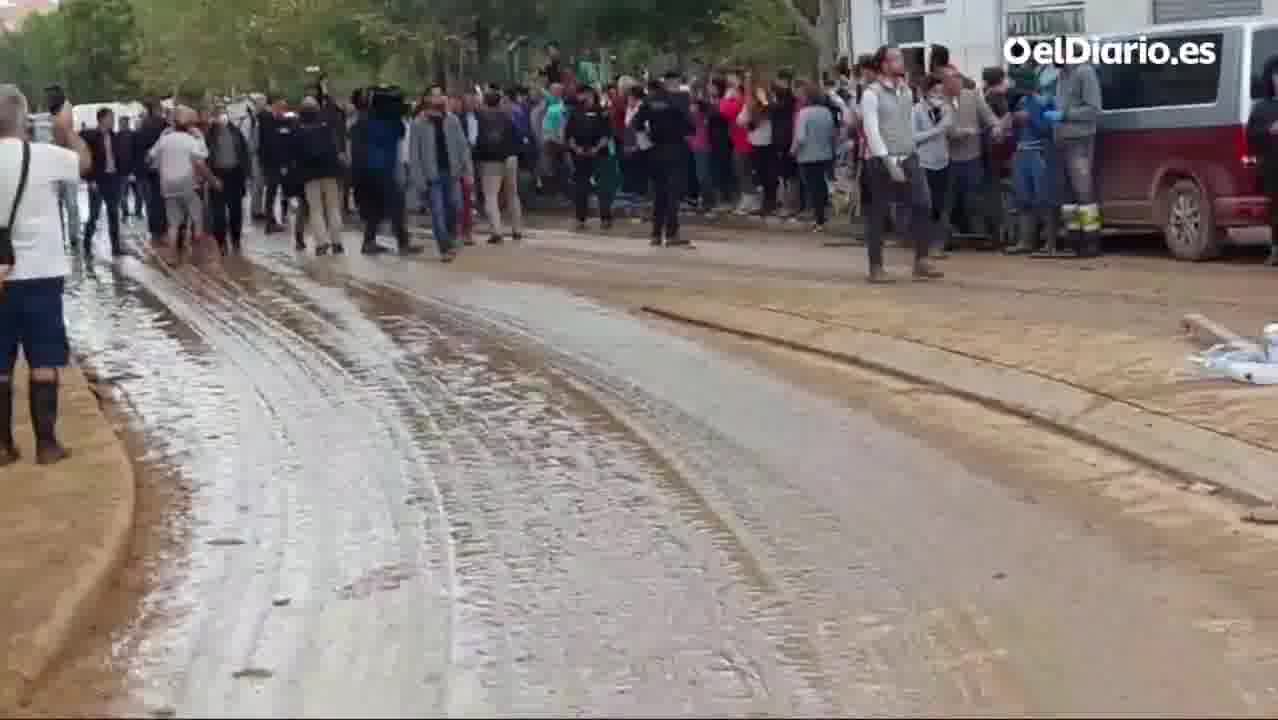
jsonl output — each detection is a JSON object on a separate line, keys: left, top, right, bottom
{"left": 112, "top": 245, "right": 453, "bottom": 716}
{"left": 232, "top": 250, "right": 841, "bottom": 715}
{"left": 242, "top": 247, "right": 990, "bottom": 716}
{"left": 114, "top": 243, "right": 841, "bottom": 715}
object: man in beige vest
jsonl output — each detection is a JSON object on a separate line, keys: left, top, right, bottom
{"left": 860, "top": 45, "right": 944, "bottom": 283}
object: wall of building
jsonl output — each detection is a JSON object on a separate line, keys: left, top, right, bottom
{"left": 848, "top": 0, "right": 1278, "bottom": 77}
{"left": 850, "top": 0, "right": 1003, "bottom": 76}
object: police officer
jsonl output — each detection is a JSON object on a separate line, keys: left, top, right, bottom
{"left": 632, "top": 71, "right": 694, "bottom": 247}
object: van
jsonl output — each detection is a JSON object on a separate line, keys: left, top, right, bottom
{"left": 1092, "top": 18, "right": 1278, "bottom": 260}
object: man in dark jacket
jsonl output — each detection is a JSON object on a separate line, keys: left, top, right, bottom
{"left": 315, "top": 80, "right": 351, "bottom": 218}
{"left": 632, "top": 70, "right": 694, "bottom": 246}
{"left": 770, "top": 70, "right": 800, "bottom": 215}
{"left": 82, "top": 107, "right": 129, "bottom": 259}
{"left": 350, "top": 86, "right": 418, "bottom": 255}
{"left": 474, "top": 91, "right": 522, "bottom": 243}
{"left": 116, "top": 115, "right": 142, "bottom": 221}
{"left": 134, "top": 100, "right": 169, "bottom": 244}
{"left": 565, "top": 85, "right": 614, "bottom": 231}
{"left": 258, "top": 96, "right": 291, "bottom": 233}
{"left": 293, "top": 96, "right": 347, "bottom": 255}
{"left": 205, "top": 104, "right": 252, "bottom": 254}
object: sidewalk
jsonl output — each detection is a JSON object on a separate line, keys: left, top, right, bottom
{"left": 0, "top": 368, "right": 135, "bottom": 712}
{"left": 639, "top": 278, "right": 1278, "bottom": 506}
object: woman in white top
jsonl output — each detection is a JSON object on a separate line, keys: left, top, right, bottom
{"left": 0, "top": 85, "right": 91, "bottom": 465}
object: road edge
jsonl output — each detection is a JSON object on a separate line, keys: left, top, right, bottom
{"left": 1, "top": 366, "right": 137, "bottom": 710}
{"left": 642, "top": 299, "right": 1278, "bottom": 509}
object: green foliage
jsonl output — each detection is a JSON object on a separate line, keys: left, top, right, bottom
{"left": 0, "top": 0, "right": 821, "bottom": 104}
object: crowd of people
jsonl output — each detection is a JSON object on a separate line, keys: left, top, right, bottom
{"left": 0, "top": 34, "right": 1201, "bottom": 467}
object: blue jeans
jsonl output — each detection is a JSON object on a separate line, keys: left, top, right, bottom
{"left": 1012, "top": 147, "right": 1053, "bottom": 211}
{"left": 427, "top": 176, "right": 458, "bottom": 254}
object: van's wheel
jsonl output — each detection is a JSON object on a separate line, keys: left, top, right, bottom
{"left": 1161, "top": 179, "right": 1223, "bottom": 261}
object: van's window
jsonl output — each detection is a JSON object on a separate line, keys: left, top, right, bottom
{"left": 1251, "top": 28, "right": 1278, "bottom": 101}
{"left": 1098, "top": 33, "right": 1223, "bottom": 110}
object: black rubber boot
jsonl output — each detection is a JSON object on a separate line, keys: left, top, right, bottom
{"left": 0, "top": 380, "right": 18, "bottom": 466}
{"left": 1081, "top": 230, "right": 1103, "bottom": 258}
{"left": 30, "top": 378, "right": 69, "bottom": 466}
{"left": 1006, "top": 212, "right": 1038, "bottom": 255}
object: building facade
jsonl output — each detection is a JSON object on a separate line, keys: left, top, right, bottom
{"left": 849, "top": 0, "right": 1278, "bottom": 76}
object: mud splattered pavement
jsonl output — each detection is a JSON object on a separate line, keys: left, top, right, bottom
{"left": 25, "top": 228, "right": 1278, "bottom": 717}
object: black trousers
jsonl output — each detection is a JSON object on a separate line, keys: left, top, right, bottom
{"left": 143, "top": 171, "right": 167, "bottom": 237}
{"left": 210, "top": 167, "right": 247, "bottom": 250}
{"left": 84, "top": 174, "right": 122, "bottom": 256}
{"left": 573, "top": 155, "right": 613, "bottom": 222}
{"left": 751, "top": 144, "right": 780, "bottom": 214}
{"left": 799, "top": 161, "right": 831, "bottom": 226}
{"left": 650, "top": 144, "right": 687, "bottom": 239}
{"left": 263, "top": 164, "right": 286, "bottom": 223}
{"left": 121, "top": 174, "right": 143, "bottom": 218}
{"left": 865, "top": 156, "right": 932, "bottom": 269}
{"left": 358, "top": 171, "right": 408, "bottom": 247}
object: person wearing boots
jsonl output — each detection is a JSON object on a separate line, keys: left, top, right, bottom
{"left": 860, "top": 45, "right": 944, "bottom": 283}
{"left": 0, "top": 85, "right": 91, "bottom": 465}
{"left": 1247, "top": 55, "right": 1278, "bottom": 266}
{"left": 1042, "top": 60, "right": 1102, "bottom": 258}
{"left": 1005, "top": 83, "right": 1058, "bottom": 255}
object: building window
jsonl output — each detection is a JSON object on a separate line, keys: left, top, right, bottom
{"left": 886, "top": 15, "right": 925, "bottom": 45}
{"left": 888, "top": 0, "right": 912, "bottom": 9}
{"left": 923, "top": 0, "right": 945, "bottom": 4}
{"left": 1006, "top": 7, "right": 1085, "bottom": 38}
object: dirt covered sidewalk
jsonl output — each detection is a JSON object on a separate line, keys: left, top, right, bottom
{"left": 1, "top": 367, "right": 134, "bottom": 713}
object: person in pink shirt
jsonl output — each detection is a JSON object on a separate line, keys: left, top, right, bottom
{"left": 718, "top": 72, "right": 751, "bottom": 212}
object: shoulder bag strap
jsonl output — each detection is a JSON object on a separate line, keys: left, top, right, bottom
{"left": 5, "top": 141, "right": 31, "bottom": 232}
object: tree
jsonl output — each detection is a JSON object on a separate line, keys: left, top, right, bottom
{"left": 60, "top": 0, "right": 140, "bottom": 100}
{"left": 0, "top": 11, "right": 67, "bottom": 105}
{"left": 776, "top": 0, "right": 841, "bottom": 71}
{"left": 712, "top": 0, "right": 816, "bottom": 72}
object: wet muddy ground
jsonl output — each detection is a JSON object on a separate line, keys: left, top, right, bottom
{"left": 23, "top": 226, "right": 1278, "bottom": 717}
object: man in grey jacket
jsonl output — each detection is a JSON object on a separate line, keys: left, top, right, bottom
{"left": 408, "top": 94, "right": 473, "bottom": 261}
{"left": 1045, "top": 60, "right": 1102, "bottom": 257}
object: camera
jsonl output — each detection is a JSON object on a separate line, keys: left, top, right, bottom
{"left": 45, "top": 84, "right": 66, "bottom": 114}
{"left": 368, "top": 85, "right": 406, "bottom": 120}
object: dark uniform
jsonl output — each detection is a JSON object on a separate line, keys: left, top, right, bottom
{"left": 632, "top": 88, "right": 693, "bottom": 244}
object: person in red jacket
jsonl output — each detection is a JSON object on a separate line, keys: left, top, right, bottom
{"left": 718, "top": 71, "right": 752, "bottom": 214}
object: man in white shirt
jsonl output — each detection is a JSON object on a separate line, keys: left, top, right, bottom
{"left": 0, "top": 84, "right": 91, "bottom": 465}
{"left": 148, "top": 106, "right": 221, "bottom": 257}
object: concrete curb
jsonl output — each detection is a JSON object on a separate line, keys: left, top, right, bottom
{"left": 642, "top": 299, "right": 1278, "bottom": 508}
{"left": 1, "top": 367, "right": 137, "bottom": 710}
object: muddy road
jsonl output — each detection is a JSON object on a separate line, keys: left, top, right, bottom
{"left": 28, "top": 229, "right": 1278, "bottom": 717}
